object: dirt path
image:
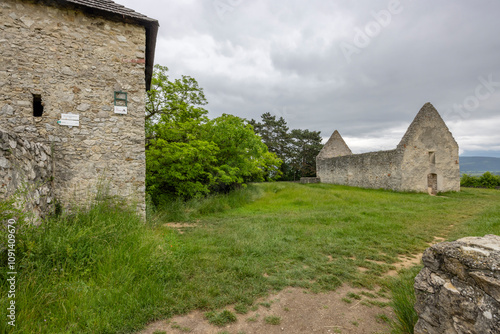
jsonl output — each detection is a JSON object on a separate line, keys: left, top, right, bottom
{"left": 139, "top": 285, "right": 393, "bottom": 334}
{"left": 138, "top": 233, "right": 451, "bottom": 334}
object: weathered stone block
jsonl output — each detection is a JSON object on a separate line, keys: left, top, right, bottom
{"left": 414, "top": 235, "right": 500, "bottom": 334}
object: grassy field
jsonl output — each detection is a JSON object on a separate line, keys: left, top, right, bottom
{"left": 1, "top": 183, "right": 499, "bottom": 333}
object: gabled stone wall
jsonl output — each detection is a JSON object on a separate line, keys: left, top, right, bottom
{"left": 0, "top": 0, "right": 147, "bottom": 215}
{"left": 0, "top": 129, "right": 54, "bottom": 222}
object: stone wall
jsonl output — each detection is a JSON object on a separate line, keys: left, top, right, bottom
{"left": 299, "top": 177, "right": 320, "bottom": 184}
{"left": 317, "top": 149, "right": 404, "bottom": 191}
{"left": 398, "top": 103, "right": 460, "bottom": 193}
{"left": 316, "top": 103, "right": 460, "bottom": 193}
{"left": 0, "top": 0, "right": 147, "bottom": 215}
{"left": 0, "top": 129, "right": 54, "bottom": 222}
{"left": 414, "top": 235, "right": 500, "bottom": 334}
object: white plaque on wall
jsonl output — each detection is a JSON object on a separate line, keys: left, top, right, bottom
{"left": 57, "top": 120, "right": 79, "bottom": 126}
{"left": 114, "top": 106, "right": 128, "bottom": 114}
{"left": 60, "top": 114, "right": 80, "bottom": 121}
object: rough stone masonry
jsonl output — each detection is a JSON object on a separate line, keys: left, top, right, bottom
{"left": 317, "top": 103, "right": 460, "bottom": 194}
{"left": 414, "top": 235, "right": 500, "bottom": 334}
{"left": 0, "top": 0, "right": 158, "bottom": 216}
{"left": 0, "top": 129, "right": 53, "bottom": 222}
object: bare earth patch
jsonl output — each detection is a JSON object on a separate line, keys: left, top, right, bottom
{"left": 138, "top": 285, "right": 393, "bottom": 334}
{"left": 138, "top": 238, "right": 455, "bottom": 334}
{"left": 164, "top": 222, "right": 198, "bottom": 234}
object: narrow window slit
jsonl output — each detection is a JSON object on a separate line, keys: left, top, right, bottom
{"left": 429, "top": 151, "right": 435, "bottom": 165}
{"left": 33, "top": 94, "right": 43, "bottom": 117}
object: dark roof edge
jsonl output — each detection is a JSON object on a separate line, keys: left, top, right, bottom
{"left": 50, "top": 0, "right": 159, "bottom": 91}
{"left": 144, "top": 22, "right": 158, "bottom": 91}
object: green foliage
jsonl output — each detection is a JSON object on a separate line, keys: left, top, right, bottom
{"left": 147, "top": 138, "right": 220, "bottom": 200}
{"left": 249, "top": 113, "right": 322, "bottom": 181}
{"left": 146, "top": 64, "right": 208, "bottom": 141}
{"left": 461, "top": 172, "right": 500, "bottom": 188}
{"left": 146, "top": 66, "right": 280, "bottom": 202}
{"left": 389, "top": 266, "right": 421, "bottom": 334}
{"left": 287, "top": 129, "right": 323, "bottom": 179}
{"left": 249, "top": 112, "right": 290, "bottom": 160}
{"left": 201, "top": 114, "right": 282, "bottom": 190}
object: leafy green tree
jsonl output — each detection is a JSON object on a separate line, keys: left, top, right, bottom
{"left": 146, "top": 64, "right": 208, "bottom": 144}
{"left": 145, "top": 66, "right": 281, "bottom": 202}
{"left": 250, "top": 113, "right": 322, "bottom": 181}
{"left": 201, "top": 114, "right": 282, "bottom": 192}
{"left": 146, "top": 139, "right": 220, "bottom": 200}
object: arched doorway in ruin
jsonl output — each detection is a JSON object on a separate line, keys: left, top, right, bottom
{"left": 427, "top": 173, "right": 438, "bottom": 195}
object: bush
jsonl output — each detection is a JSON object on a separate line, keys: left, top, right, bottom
{"left": 479, "top": 172, "right": 500, "bottom": 189}
{"left": 461, "top": 172, "right": 500, "bottom": 189}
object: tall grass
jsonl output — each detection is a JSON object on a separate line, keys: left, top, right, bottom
{"left": 0, "top": 197, "right": 168, "bottom": 333}
{"left": 150, "top": 184, "right": 263, "bottom": 223}
{"left": 388, "top": 266, "right": 421, "bottom": 334}
{"left": 1, "top": 183, "right": 499, "bottom": 333}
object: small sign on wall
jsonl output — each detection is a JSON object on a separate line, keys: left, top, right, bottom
{"left": 57, "top": 113, "right": 79, "bottom": 127}
{"left": 114, "top": 91, "right": 128, "bottom": 114}
{"left": 114, "top": 106, "right": 128, "bottom": 114}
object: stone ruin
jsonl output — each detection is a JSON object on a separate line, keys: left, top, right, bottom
{"left": 316, "top": 103, "right": 460, "bottom": 194}
{"left": 414, "top": 234, "right": 500, "bottom": 333}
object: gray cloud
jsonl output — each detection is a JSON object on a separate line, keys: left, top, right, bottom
{"left": 120, "top": 0, "right": 500, "bottom": 156}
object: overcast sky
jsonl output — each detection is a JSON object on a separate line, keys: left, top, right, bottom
{"left": 120, "top": 0, "right": 500, "bottom": 157}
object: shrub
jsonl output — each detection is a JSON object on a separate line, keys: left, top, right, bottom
{"left": 461, "top": 172, "right": 500, "bottom": 189}
{"left": 479, "top": 172, "right": 500, "bottom": 189}
{"left": 460, "top": 174, "right": 479, "bottom": 187}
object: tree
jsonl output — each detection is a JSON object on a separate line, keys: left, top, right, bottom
{"left": 249, "top": 113, "right": 290, "bottom": 159}
{"left": 250, "top": 113, "right": 322, "bottom": 181}
{"left": 145, "top": 65, "right": 208, "bottom": 145}
{"left": 145, "top": 66, "right": 281, "bottom": 202}
{"left": 288, "top": 129, "right": 323, "bottom": 180}
{"left": 201, "top": 114, "right": 282, "bottom": 192}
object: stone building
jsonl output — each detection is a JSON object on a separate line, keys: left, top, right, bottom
{"left": 0, "top": 0, "right": 158, "bottom": 216}
{"left": 316, "top": 103, "right": 460, "bottom": 194}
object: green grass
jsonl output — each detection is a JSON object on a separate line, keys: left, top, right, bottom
{"left": 264, "top": 315, "right": 281, "bottom": 325}
{"left": 388, "top": 266, "right": 422, "bottom": 334}
{"left": 1, "top": 183, "right": 500, "bottom": 333}
{"left": 205, "top": 310, "right": 237, "bottom": 327}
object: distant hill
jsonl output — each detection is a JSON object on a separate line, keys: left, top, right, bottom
{"left": 460, "top": 157, "right": 500, "bottom": 175}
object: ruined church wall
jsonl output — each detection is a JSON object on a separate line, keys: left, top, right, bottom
{"left": 0, "top": 0, "right": 147, "bottom": 214}
{"left": 400, "top": 145, "right": 460, "bottom": 193}
{"left": 398, "top": 108, "right": 460, "bottom": 192}
{"left": 316, "top": 149, "right": 404, "bottom": 191}
{"left": 0, "top": 130, "right": 54, "bottom": 221}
